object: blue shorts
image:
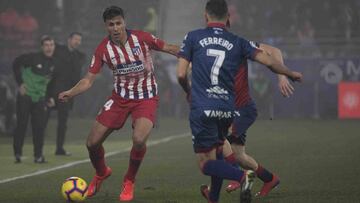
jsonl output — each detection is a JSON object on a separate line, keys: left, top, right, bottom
{"left": 228, "top": 101, "right": 257, "bottom": 145}
{"left": 190, "top": 108, "right": 233, "bottom": 153}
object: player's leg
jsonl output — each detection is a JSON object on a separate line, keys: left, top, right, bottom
{"left": 231, "top": 144, "right": 257, "bottom": 170}
{"left": 192, "top": 110, "right": 245, "bottom": 203}
{"left": 31, "top": 99, "right": 48, "bottom": 163}
{"left": 55, "top": 101, "right": 70, "bottom": 155}
{"left": 229, "top": 102, "right": 280, "bottom": 196}
{"left": 231, "top": 143, "right": 279, "bottom": 196}
{"left": 87, "top": 96, "right": 128, "bottom": 197}
{"left": 13, "top": 95, "right": 31, "bottom": 163}
{"left": 120, "top": 97, "right": 157, "bottom": 201}
{"left": 86, "top": 121, "right": 114, "bottom": 197}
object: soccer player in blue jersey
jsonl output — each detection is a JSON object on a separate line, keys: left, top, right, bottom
{"left": 223, "top": 43, "right": 293, "bottom": 198}
{"left": 177, "top": 0, "right": 302, "bottom": 202}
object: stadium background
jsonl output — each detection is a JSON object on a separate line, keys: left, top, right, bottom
{"left": 0, "top": 0, "right": 360, "bottom": 202}
{"left": 1, "top": 0, "right": 360, "bottom": 122}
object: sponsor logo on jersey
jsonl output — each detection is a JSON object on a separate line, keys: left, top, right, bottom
{"left": 114, "top": 61, "right": 144, "bottom": 75}
{"left": 203, "top": 110, "right": 240, "bottom": 118}
{"left": 206, "top": 86, "right": 228, "bottom": 94}
{"left": 206, "top": 86, "right": 230, "bottom": 100}
{"left": 213, "top": 28, "right": 223, "bottom": 35}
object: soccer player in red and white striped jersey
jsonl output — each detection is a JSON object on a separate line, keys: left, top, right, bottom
{"left": 58, "top": 6, "right": 179, "bottom": 201}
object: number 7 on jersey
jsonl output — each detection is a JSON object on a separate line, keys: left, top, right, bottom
{"left": 207, "top": 49, "right": 225, "bottom": 85}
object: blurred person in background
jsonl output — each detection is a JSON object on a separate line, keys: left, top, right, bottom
{"left": 48, "top": 32, "right": 85, "bottom": 156}
{"left": 0, "top": 75, "right": 16, "bottom": 135}
{"left": 12, "top": 35, "right": 56, "bottom": 164}
{"left": 58, "top": 6, "right": 179, "bottom": 201}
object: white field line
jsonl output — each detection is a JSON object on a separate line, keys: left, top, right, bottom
{"left": 0, "top": 132, "right": 190, "bottom": 184}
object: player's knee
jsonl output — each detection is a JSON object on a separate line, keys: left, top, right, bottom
{"left": 132, "top": 138, "right": 146, "bottom": 149}
{"left": 235, "top": 152, "right": 247, "bottom": 162}
{"left": 86, "top": 139, "right": 99, "bottom": 151}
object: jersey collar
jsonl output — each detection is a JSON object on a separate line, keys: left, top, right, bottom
{"left": 207, "top": 22, "right": 227, "bottom": 30}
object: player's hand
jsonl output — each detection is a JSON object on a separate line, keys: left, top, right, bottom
{"left": 19, "top": 83, "right": 26, "bottom": 96}
{"left": 288, "top": 71, "right": 303, "bottom": 83}
{"left": 278, "top": 75, "right": 294, "bottom": 98}
{"left": 47, "top": 97, "right": 55, "bottom": 107}
{"left": 58, "top": 90, "right": 73, "bottom": 102}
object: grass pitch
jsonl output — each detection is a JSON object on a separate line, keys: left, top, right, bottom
{"left": 0, "top": 118, "right": 359, "bottom": 203}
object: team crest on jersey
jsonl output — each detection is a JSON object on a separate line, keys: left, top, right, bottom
{"left": 132, "top": 46, "right": 142, "bottom": 56}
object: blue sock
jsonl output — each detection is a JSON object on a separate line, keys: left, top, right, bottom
{"left": 202, "top": 160, "right": 244, "bottom": 181}
{"left": 209, "top": 176, "right": 223, "bottom": 202}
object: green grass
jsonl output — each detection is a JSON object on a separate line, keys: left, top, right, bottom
{"left": 0, "top": 118, "right": 360, "bottom": 203}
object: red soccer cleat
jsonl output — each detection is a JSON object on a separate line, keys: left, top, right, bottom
{"left": 87, "top": 167, "right": 112, "bottom": 197}
{"left": 256, "top": 175, "right": 280, "bottom": 197}
{"left": 225, "top": 180, "right": 241, "bottom": 193}
{"left": 119, "top": 179, "right": 135, "bottom": 201}
{"left": 225, "top": 170, "right": 249, "bottom": 193}
{"left": 200, "top": 184, "right": 217, "bottom": 203}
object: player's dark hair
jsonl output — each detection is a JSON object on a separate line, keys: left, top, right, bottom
{"left": 40, "top": 35, "right": 54, "bottom": 45}
{"left": 205, "top": 0, "right": 228, "bottom": 20}
{"left": 68, "top": 32, "right": 82, "bottom": 38}
{"left": 103, "top": 6, "right": 125, "bottom": 22}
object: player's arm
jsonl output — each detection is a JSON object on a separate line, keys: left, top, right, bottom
{"left": 58, "top": 72, "right": 97, "bottom": 102}
{"left": 259, "top": 43, "right": 294, "bottom": 97}
{"left": 177, "top": 58, "right": 191, "bottom": 95}
{"left": 142, "top": 31, "right": 180, "bottom": 57}
{"left": 12, "top": 53, "right": 32, "bottom": 95}
{"left": 161, "top": 43, "right": 180, "bottom": 57}
{"left": 253, "top": 49, "right": 302, "bottom": 82}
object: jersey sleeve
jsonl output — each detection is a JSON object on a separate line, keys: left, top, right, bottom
{"left": 238, "top": 38, "right": 261, "bottom": 60}
{"left": 178, "top": 33, "right": 193, "bottom": 62}
{"left": 12, "top": 53, "right": 34, "bottom": 85}
{"left": 141, "top": 31, "right": 165, "bottom": 51}
{"left": 88, "top": 46, "right": 104, "bottom": 74}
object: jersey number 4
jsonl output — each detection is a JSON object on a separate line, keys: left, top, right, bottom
{"left": 207, "top": 49, "right": 225, "bottom": 85}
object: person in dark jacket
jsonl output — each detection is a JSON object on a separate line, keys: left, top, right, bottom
{"left": 50, "top": 32, "right": 85, "bottom": 155}
{"left": 13, "top": 35, "right": 56, "bottom": 163}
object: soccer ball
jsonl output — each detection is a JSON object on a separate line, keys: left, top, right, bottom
{"left": 61, "top": 177, "right": 88, "bottom": 202}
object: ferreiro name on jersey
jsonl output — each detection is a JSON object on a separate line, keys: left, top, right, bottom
{"left": 199, "top": 37, "right": 234, "bottom": 50}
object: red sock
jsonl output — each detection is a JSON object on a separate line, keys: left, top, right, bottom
{"left": 255, "top": 164, "right": 273, "bottom": 183}
{"left": 224, "top": 153, "right": 237, "bottom": 164}
{"left": 124, "top": 145, "right": 147, "bottom": 182}
{"left": 88, "top": 145, "right": 107, "bottom": 176}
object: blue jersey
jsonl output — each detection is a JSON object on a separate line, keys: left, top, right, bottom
{"left": 179, "top": 23, "right": 260, "bottom": 111}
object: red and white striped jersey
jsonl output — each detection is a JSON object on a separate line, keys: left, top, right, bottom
{"left": 88, "top": 30, "right": 165, "bottom": 100}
